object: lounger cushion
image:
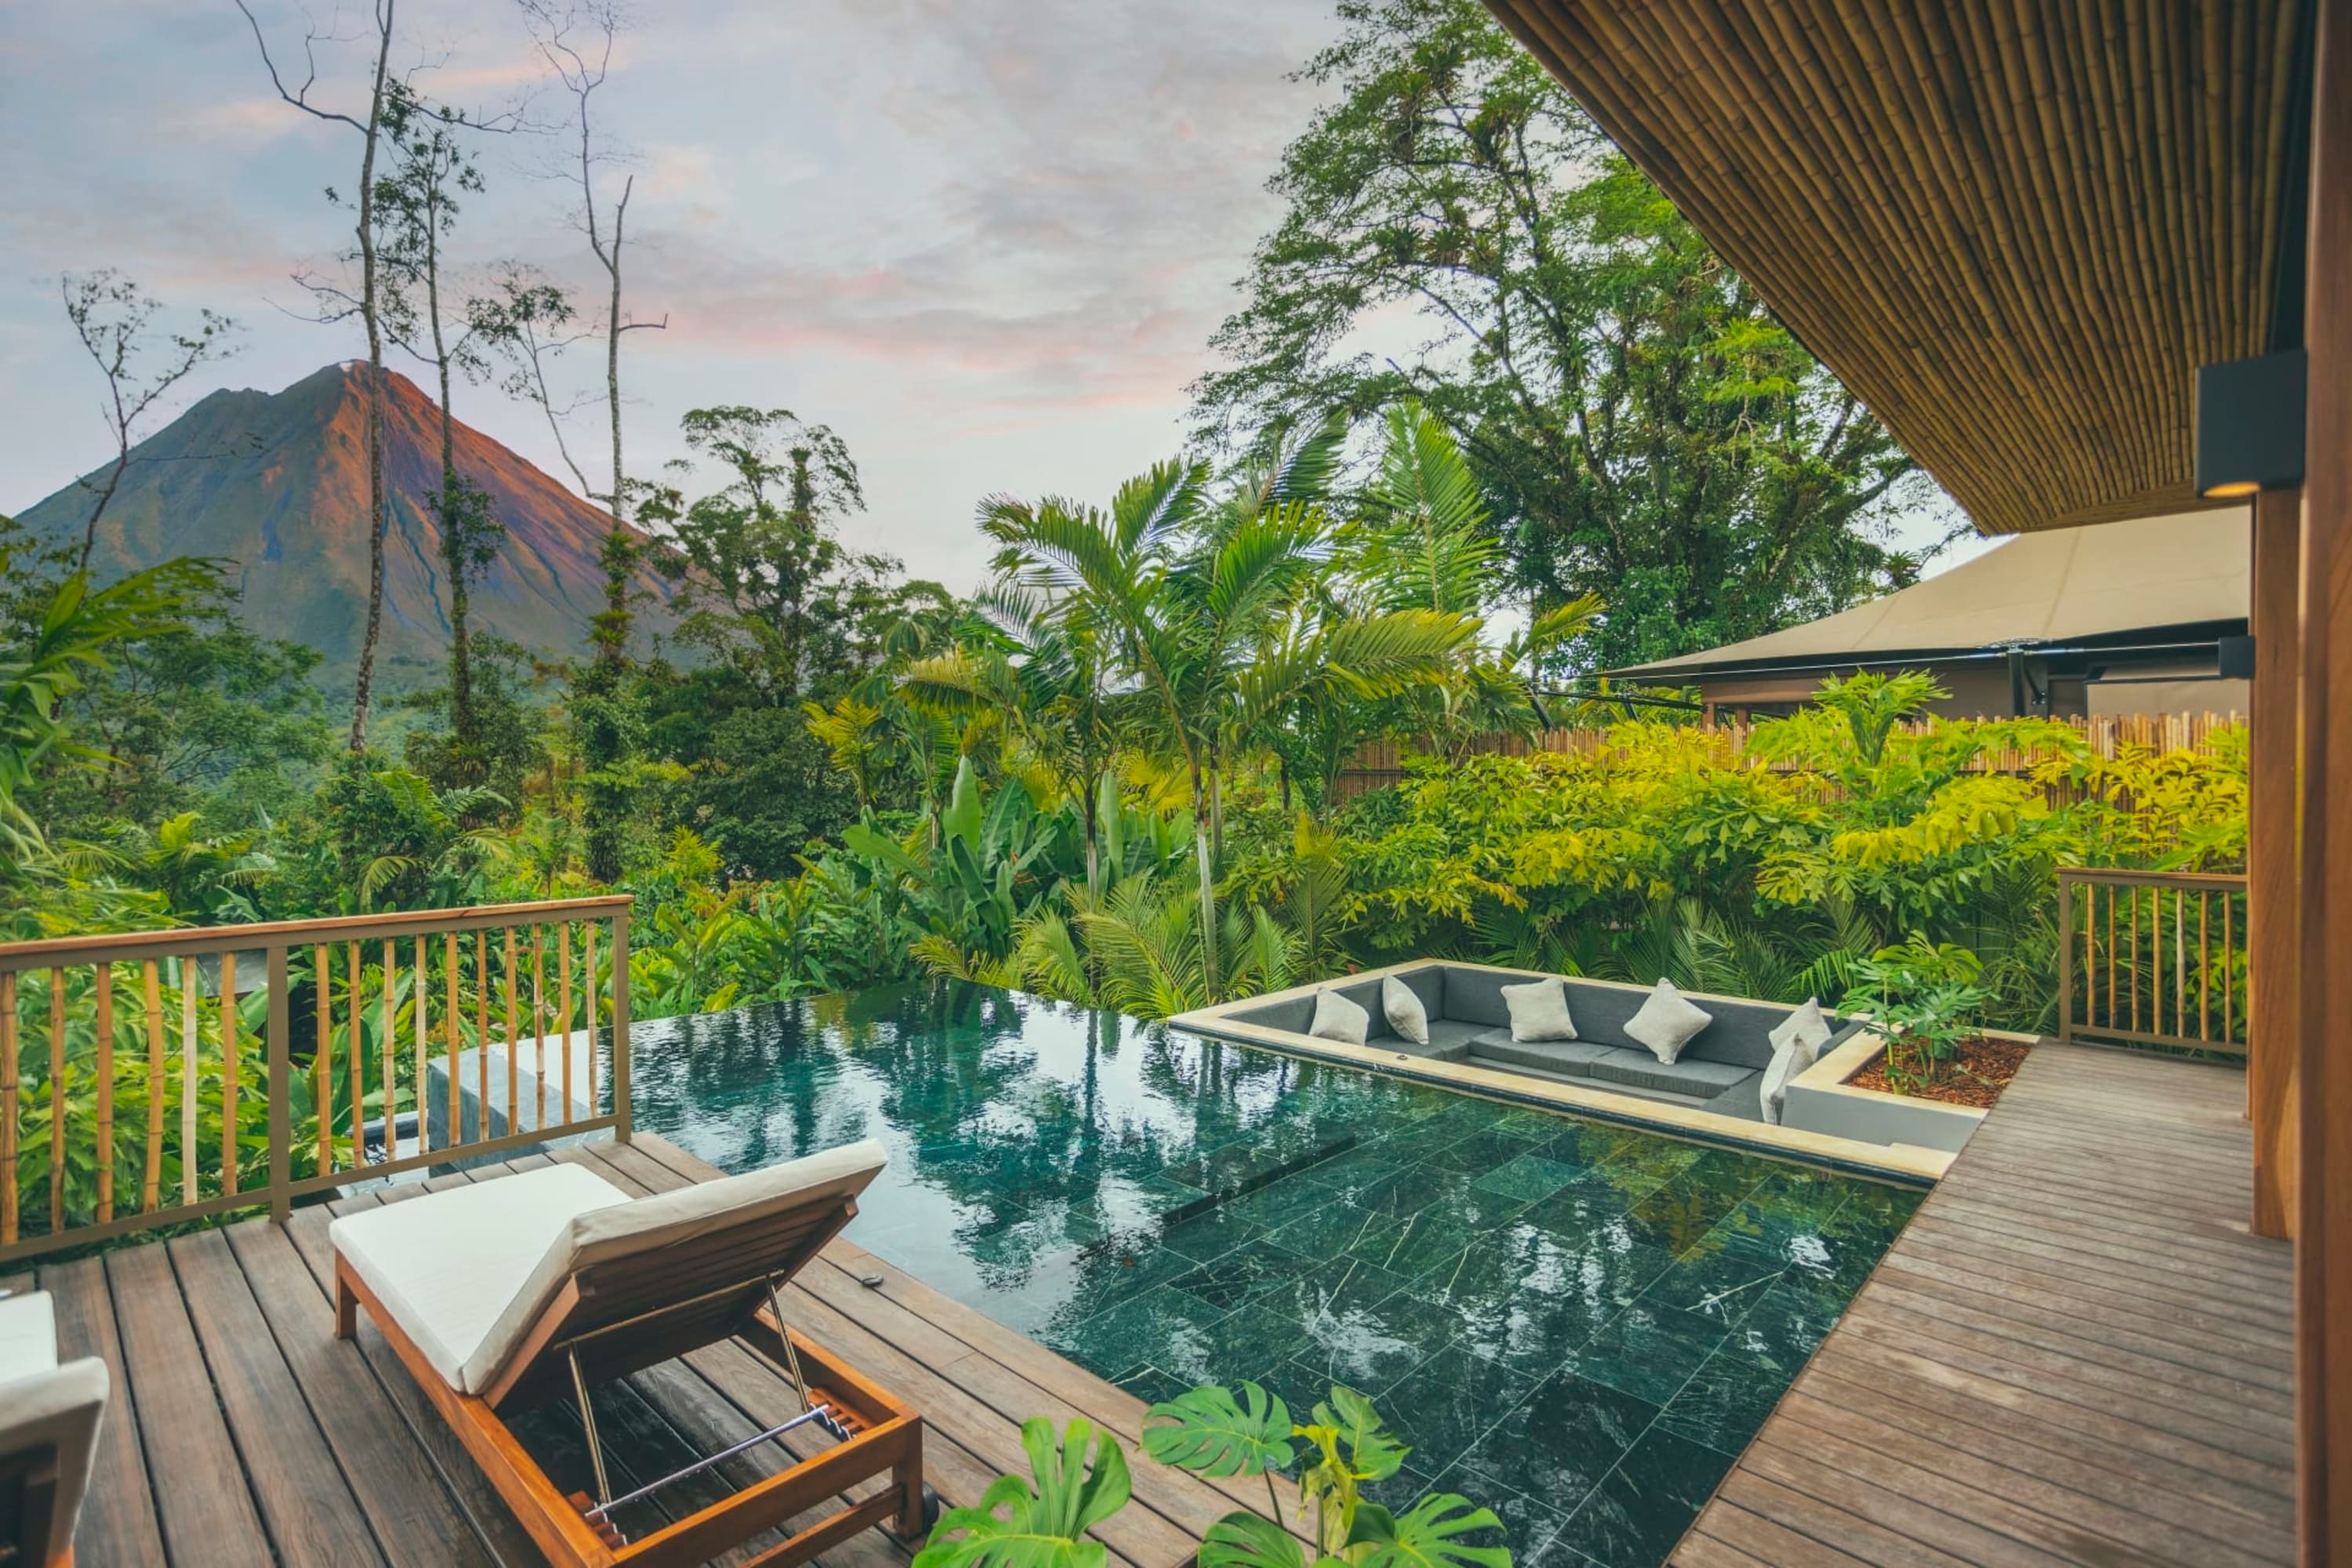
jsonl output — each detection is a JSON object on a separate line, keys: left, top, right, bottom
{"left": 465, "top": 1139, "right": 890, "bottom": 1393}
{"left": 0, "top": 1289, "right": 58, "bottom": 1381}
{"left": 332, "top": 1163, "right": 631, "bottom": 1393}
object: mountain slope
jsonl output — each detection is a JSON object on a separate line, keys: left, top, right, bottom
{"left": 13, "top": 363, "right": 681, "bottom": 681}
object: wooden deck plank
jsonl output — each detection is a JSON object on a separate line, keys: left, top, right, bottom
{"left": 168, "top": 1225, "right": 392, "bottom": 1566}
{"left": 222, "top": 1213, "right": 505, "bottom": 1567}
{"left": 1676, "top": 1042, "right": 2296, "bottom": 1566}
{"left": 102, "top": 1239, "right": 275, "bottom": 1566}
{"left": 35, "top": 1256, "right": 167, "bottom": 1568}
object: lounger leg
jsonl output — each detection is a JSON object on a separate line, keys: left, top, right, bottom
{"left": 892, "top": 1425, "right": 927, "bottom": 1539}
{"left": 333, "top": 1265, "right": 358, "bottom": 1341}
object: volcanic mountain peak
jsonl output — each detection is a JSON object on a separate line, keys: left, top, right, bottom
{"left": 13, "top": 362, "right": 681, "bottom": 680}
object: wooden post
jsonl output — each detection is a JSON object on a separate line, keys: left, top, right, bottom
{"left": 220, "top": 951, "right": 238, "bottom": 1196}
{"left": 93, "top": 963, "right": 113, "bottom": 1224}
{"left": 1, "top": 971, "right": 17, "bottom": 1246}
{"left": 266, "top": 946, "right": 290, "bottom": 1223}
{"left": 2298, "top": 2, "right": 2352, "bottom": 1556}
{"left": 48, "top": 969, "right": 63, "bottom": 1231}
{"left": 141, "top": 960, "right": 163, "bottom": 1214}
{"left": 611, "top": 908, "right": 631, "bottom": 1142}
{"left": 2251, "top": 484, "right": 2302, "bottom": 1240}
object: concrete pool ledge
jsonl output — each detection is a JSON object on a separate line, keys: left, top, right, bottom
{"left": 1170, "top": 960, "right": 1958, "bottom": 1185}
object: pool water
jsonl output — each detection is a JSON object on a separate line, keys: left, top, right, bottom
{"left": 624, "top": 982, "right": 1922, "bottom": 1567}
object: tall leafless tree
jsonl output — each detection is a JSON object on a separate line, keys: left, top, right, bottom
{"left": 238, "top": 0, "right": 397, "bottom": 753}
{"left": 59, "top": 272, "right": 241, "bottom": 575}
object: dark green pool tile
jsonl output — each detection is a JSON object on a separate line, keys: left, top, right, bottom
{"left": 1261, "top": 1203, "right": 1404, "bottom": 1265}
{"left": 1456, "top": 1370, "right": 1662, "bottom": 1517}
{"left": 1110, "top": 1362, "right": 1191, "bottom": 1409}
{"left": 1837, "top": 1178, "right": 1928, "bottom": 1230}
{"left": 1575, "top": 1300, "right": 1729, "bottom": 1406}
{"left": 1723, "top": 1280, "right": 1843, "bottom": 1373}
{"left": 1470, "top": 1151, "right": 1586, "bottom": 1204}
{"left": 1451, "top": 1279, "right": 1618, "bottom": 1380}
{"left": 1194, "top": 1301, "right": 1326, "bottom": 1387}
{"left": 1046, "top": 1285, "right": 1235, "bottom": 1380}
{"left": 1682, "top": 1145, "right": 1788, "bottom": 1193}
{"left": 1535, "top": 1119, "right": 1641, "bottom": 1170}
{"left": 1653, "top": 1344, "right": 1792, "bottom": 1457}
{"left": 1550, "top": 1427, "right": 1733, "bottom": 1568}
{"left": 1642, "top": 1229, "right": 1788, "bottom": 1323}
{"left": 1375, "top": 1342, "right": 1537, "bottom": 1477}
{"left": 1618, "top": 1174, "right": 1755, "bottom": 1258}
{"left": 1287, "top": 1279, "right": 1461, "bottom": 1390}
{"left": 1160, "top": 1206, "right": 1269, "bottom": 1264}
{"left": 1517, "top": 1167, "right": 1660, "bottom": 1237}
{"left": 1490, "top": 1106, "right": 1572, "bottom": 1141}
{"left": 1020, "top": 1240, "right": 1197, "bottom": 1327}
{"left": 1359, "top": 1463, "right": 1437, "bottom": 1516}
{"left": 1427, "top": 1127, "right": 1542, "bottom": 1178}
{"left": 1171, "top": 1236, "right": 1326, "bottom": 1309}
{"left": 1598, "top": 1135, "right": 1707, "bottom": 1184}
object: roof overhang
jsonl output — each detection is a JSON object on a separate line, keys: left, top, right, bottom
{"left": 1482, "top": 1, "right": 2315, "bottom": 535}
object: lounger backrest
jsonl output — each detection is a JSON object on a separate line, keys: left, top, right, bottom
{"left": 469, "top": 1139, "right": 888, "bottom": 1406}
{"left": 0, "top": 1290, "right": 108, "bottom": 1568}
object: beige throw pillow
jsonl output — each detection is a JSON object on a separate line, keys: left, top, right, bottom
{"left": 1624, "top": 978, "right": 1712, "bottom": 1065}
{"left": 1501, "top": 978, "right": 1577, "bottom": 1043}
{"left": 1309, "top": 987, "right": 1370, "bottom": 1046}
{"left": 1770, "top": 996, "right": 1833, "bottom": 1056}
{"left": 1382, "top": 975, "right": 1430, "bottom": 1047}
{"left": 1760, "top": 1033, "right": 1817, "bottom": 1124}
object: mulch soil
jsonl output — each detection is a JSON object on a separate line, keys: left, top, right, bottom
{"left": 1848, "top": 1034, "right": 2031, "bottom": 1109}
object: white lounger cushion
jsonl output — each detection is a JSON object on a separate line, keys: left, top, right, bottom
{"left": 332, "top": 1163, "right": 631, "bottom": 1393}
{"left": 0, "top": 1291, "right": 110, "bottom": 1566}
{"left": 332, "top": 1141, "right": 891, "bottom": 1394}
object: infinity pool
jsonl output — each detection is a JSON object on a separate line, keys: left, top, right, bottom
{"left": 624, "top": 982, "right": 1922, "bottom": 1566}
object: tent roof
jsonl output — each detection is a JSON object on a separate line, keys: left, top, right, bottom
{"left": 1481, "top": 1, "right": 2310, "bottom": 536}
{"left": 1606, "top": 510, "right": 2249, "bottom": 681}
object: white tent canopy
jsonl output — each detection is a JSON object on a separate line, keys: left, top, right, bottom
{"left": 1606, "top": 508, "right": 2250, "bottom": 681}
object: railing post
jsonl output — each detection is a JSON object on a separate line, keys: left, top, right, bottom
{"left": 610, "top": 907, "right": 632, "bottom": 1142}
{"left": 2056, "top": 872, "right": 2074, "bottom": 1047}
{"left": 266, "top": 945, "right": 291, "bottom": 1224}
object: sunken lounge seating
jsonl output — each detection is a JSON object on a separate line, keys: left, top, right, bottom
{"left": 1218, "top": 963, "right": 1868, "bottom": 1121}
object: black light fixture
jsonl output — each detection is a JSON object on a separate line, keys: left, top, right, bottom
{"left": 2195, "top": 349, "right": 2307, "bottom": 497}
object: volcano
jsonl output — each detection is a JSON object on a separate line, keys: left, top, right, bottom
{"left": 11, "top": 363, "right": 682, "bottom": 681}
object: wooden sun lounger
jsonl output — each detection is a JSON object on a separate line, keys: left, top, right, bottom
{"left": 0, "top": 1289, "right": 111, "bottom": 1568}
{"left": 328, "top": 1141, "right": 932, "bottom": 1568}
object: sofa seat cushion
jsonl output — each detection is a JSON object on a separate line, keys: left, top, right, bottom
{"left": 332, "top": 1162, "right": 630, "bottom": 1393}
{"left": 1700, "top": 1075, "right": 1769, "bottom": 1122}
{"left": 1468, "top": 1032, "right": 1620, "bottom": 1076}
{"left": 1417, "top": 1018, "right": 1486, "bottom": 1060}
{"left": 1584, "top": 1048, "right": 1755, "bottom": 1098}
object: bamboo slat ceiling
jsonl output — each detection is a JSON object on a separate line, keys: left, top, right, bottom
{"left": 1483, "top": 0, "right": 2311, "bottom": 535}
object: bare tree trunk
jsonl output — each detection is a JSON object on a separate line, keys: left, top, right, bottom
{"left": 348, "top": 3, "right": 397, "bottom": 753}
{"left": 78, "top": 452, "right": 129, "bottom": 577}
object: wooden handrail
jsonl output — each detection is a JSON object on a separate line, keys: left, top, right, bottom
{"left": 2058, "top": 868, "right": 2247, "bottom": 1056}
{"left": 0, "top": 895, "right": 632, "bottom": 972}
{"left": 0, "top": 897, "right": 633, "bottom": 1262}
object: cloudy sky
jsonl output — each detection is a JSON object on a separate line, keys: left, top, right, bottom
{"left": 1, "top": 0, "right": 1356, "bottom": 593}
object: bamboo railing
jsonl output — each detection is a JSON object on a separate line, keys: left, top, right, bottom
{"left": 2057, "top": 869, "right": 2247, "bottom": 1056}
{"left": 0, "top": 896, "right": 632, "bottom": 1264}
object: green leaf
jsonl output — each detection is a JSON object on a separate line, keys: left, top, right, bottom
{"left": 1346, "top": 1494, "right": 1512, "bottom": 1568}
{"left": 942, "top": 755, "right": 983, "bottom": 849}
{"left": 1142, "top": 1381, "right": 1297, "bottom": 1478}
{"left": 1196, "top": 1512, "right": 1333, "bottom": 1568}
{"left": 1315, "top": 1385, "right": 1407, "bottom": 1483}
{"left": 912, "top": 1417, "right": 1132, "bottom": 1568}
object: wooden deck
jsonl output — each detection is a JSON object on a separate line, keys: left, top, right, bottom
{"left": 9, "top": 1132, "right": 1290, "bottom": 1568}
{"left": 1673, "top": 1041, "right": 2297, "bottom": 1568}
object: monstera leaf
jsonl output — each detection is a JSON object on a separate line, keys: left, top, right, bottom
{"left": 1196, "top": 1512, "right": 1347, "bottom": 1568}
{"left": 1345, "top": 1495, "right": 1512, "bottom": 1568}
{"left": 1302, "top": 1385, "right": 1408, "bottom": 1485}
{"left": 912, "top": 1417, "right": 1132, "bottom": 1568}
{"left": 1142, "top": 1382, "right": 1298, "bottom": 1478}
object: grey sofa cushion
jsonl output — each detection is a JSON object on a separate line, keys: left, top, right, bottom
{"left": 1231, "top": 994, "right": 1315, "bottom": 1033}
{"left": 1420, "top": 1018, "right": 1485, "bottom": 1060}
{"left": 1700, "top": 1075, "right": 1769, "bottom": 1122}
{"left": 1584, "top": 1047, "right": 1756, "bottom": 1098}
{"left": 1468, "top": 1031, "right": 1619, "bottom": 1076}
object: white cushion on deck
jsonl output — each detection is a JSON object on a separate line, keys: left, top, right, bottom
{"left": 331, "top": 1163, "right": 630, "bottom": 1393}
{"left": 0, "top": 1290, "right": 59, "bottom": 1382}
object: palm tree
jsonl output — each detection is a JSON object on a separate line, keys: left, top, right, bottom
{"left": 982, "top": 460, "right": 1472, "bottom": 991}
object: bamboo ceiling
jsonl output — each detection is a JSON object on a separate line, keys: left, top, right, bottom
{"left": 1483, "top": 1, "right": 2311, "bottom": 535}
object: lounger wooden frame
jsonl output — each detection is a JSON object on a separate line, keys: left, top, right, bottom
{"left": 333, "top": 1189, "right": 927, "bottom": 1568}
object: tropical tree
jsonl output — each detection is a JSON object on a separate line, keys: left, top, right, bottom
{"left": 1192, "top": 0, "right": 1933, "bottom": 670}
{"left": 982, "top": 461, "right": 1473, "bottom": 989}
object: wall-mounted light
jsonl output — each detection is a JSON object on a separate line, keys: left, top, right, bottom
{"left": 2196, "top": 349, "right": 2307, "bottom": 497}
